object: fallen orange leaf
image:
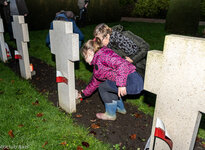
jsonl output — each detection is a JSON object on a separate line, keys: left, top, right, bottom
{"left": 8, "top": 130, "right": 14, "bottom": 138}
{"left": 60, "top": 141, "right": 67, "bottom": 145}
{"left": 130, "top": 134, "right": 137, "bottom": 140}
{"left": 91, "top": 123, "right": 100, "bottom": 129}
{"left": 134, "top": 113, "right": 142, "bottom": 118}
{"left": 37, "top": 113, "right": 43, "bottom": 117}
{"left": 77, "top": 146, "right": 83, "bottom": 150}
{"left": 76, "top": 114, "right": 82, "bottom": 118}
{"left": 42, "top": 141, "right": 48, "bottom": 148}
{"left": 18, "top": 124, "right": 24, "bottom": 127}
{"left": 32, "top": 100, "right": 39, "bottom": 105}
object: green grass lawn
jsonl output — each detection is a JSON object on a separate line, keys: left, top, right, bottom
{"left": 3, "top": 21, "right": 205, "bottom": 143}
{"left": 0, "top": 62, "right": 111, "bottom": 150}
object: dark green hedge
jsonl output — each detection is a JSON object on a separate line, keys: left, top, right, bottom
{"left": 25, "top": 0, "right": 120, "bottom": 30}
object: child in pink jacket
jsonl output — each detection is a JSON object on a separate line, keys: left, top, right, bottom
{"left": 78, "top": 37, "right": 144, "bottom": 121}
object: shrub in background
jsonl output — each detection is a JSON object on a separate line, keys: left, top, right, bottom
{"left": 200, "top": 0, "right": 205, "bottom": 20}
{"left": 132, "top": 0, "right": 169, "bottom": 18}
{"left": 25, "top": 0, "right": 120, "bottom": 30}
{"left": 165, "top": 0, "right": 201, "bottom": 35}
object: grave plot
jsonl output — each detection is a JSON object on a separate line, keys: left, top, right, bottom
{"left": 50, "top": 21, "right": 79, "bottom": 113}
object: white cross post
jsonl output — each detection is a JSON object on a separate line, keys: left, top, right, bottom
{"left": 50, "top": 21, "right": 79, "bottom": 113}
{"left": 0, "top": 14, "right": 7, "bottom": 62}
{"left": 144, "top": 35, "right": 205, "bottom": 150}
{"left": 12, "top": 15, "right": 31, "bottom": 79}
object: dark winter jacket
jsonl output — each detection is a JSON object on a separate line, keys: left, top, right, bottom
{"left": 82, "top": 46, "right": 136, "bottom": 97}
{"left": 0, "top": 0, "right": 28, "bottom": 23}
{"left": 108, "top": 27, "right": 150, "bottom": 78}
{"left": 46, "top": 13, "right": 84, "bottom": 48}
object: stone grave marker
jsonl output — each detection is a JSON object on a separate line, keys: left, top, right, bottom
{"left": 50, "top": 21, "right": 79, "bottom": 113}
{"left": 12, "top": 15, "right": 31, "bottom": 79}
{"left": 0, "top": 15, "right": 7, "bottom": 62}
{"left": 144, "top": 34, "right": 205, "bottom": 150}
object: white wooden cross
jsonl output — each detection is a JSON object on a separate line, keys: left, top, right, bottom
{"left": 144, "top": 34, "right": 205, "bottom": 150}
{"left": 0, "top": 15, "right": 7, "bottom": 62}
{"left": 50, "top": 21, "right": 79, "bottom": 113}
{"left": 12, "top": 15, "right": 31, "bottom": 79}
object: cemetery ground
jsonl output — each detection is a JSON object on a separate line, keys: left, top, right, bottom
{"left": 1, "top": 21, "right": 205, "bottom": 149}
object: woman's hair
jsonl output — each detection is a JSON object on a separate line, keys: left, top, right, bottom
{"left": 93, "top": 23, "right": 112, "bottom": 39}
{"left": 81, "top": 37, "right": 103, "bottom": 57}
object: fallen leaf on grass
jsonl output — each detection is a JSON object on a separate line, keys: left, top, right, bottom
{"left": 8, "top": 130, "right": 14, "bottom": 138}
{"left": 37, "top": 113, "right": 43, "bottom": 117}
{"left": 77, "top": 146, "right": 83, "bottom": 150}
{"left": 18, "top": 124, "right": 24, "bottom": 127}
{"left": 76, "top": 114, "right": 82, "bottom": 118}
{"left": 91, "top": 123, "right": 100, "bottom": 129}
{"left": 3, "top": 147, "right": 10, "bottom": 150}
{"left": 60, "top": 141, "right": 67, "bottom": 145}
{"left": 32, "top": 100, "right": 39, "bottom": 105}
{"left": 130, "top": 134, "right": 136, "bottom": 140}
{"left": 42, "top": 141, "right": 48, "bottom": 148}
{"left": 82, "top": 142, "right": 89, "bottom": 148}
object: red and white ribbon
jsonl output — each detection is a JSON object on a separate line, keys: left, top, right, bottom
{"left": 154, "top": 118, "right": 173, "bottom": 150}
{"left": 5, "top": 43, "right": 11, "bottom": 59}
{"left": 56, "top": 71, "right": 68, "bottom": 84}
{"left": 30, "top": 64, "right": 34, "bottom": 72}
{"left": 15, "top": 50, "right": 22, "bottom": 59}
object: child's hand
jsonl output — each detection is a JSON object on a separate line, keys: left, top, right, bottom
{"left": 118, "top": 87, "right": 127, "bottom": 97}
{"left": 77, "top": 91, "right": 82, "bottom": 99}
{"left": 76, "top": 90, "right": 83, "bottom": 104}
{"left": 125, "top": 56, "right": 133, "bottom": 63}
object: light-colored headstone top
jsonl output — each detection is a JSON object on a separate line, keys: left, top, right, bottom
{"left": 144, "top": 34, "right": 205, "bottom": 150}
{"left": 50, "top": 21, "right": 79, "bottom": 61}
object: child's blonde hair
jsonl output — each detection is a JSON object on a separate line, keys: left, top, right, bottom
{"left": 81, "top": 37, "right": 103, "bottom": 57}
{"left": 93, "top": 23, "right": 112, "bottom": 39}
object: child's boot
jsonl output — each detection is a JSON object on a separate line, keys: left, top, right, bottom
{"left": 116, "top": 98, "right": 127, "bottom": 114}
{"left": 96, "top": 100, "right": 117, "bottom": 121}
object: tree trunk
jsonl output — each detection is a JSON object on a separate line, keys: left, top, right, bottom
{"left": 165, "top": 0, "right": 201, "bottom": 35}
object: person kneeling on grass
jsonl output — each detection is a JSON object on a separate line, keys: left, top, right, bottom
{"left": 77, "top": 37, "right": 144, "bottom": 121}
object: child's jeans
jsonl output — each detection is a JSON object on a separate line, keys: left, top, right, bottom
{"left": 98, "top": 71, "right": 144, "bottom": 103}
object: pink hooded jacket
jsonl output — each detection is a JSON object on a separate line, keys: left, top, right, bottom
{"left": 83, "top": 46, "right": 136, "bottom": 97}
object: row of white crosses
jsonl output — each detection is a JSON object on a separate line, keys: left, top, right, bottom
{"left": 144, "top": 35, "right": 205, "bottom": 150}
{"left": 0, "top": 14, "right": 33, "bottom": 79}
{"left": 0, "top": 14, "right": 79, "bottom": 113}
